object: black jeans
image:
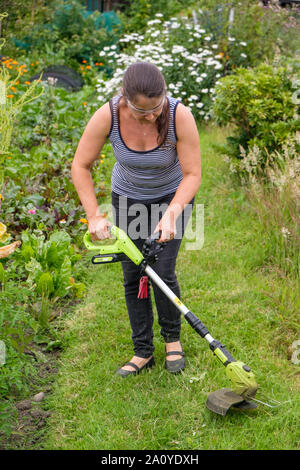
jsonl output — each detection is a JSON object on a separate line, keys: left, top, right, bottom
{"left": 111, "top": 190, "right": 194, "bottom": 358}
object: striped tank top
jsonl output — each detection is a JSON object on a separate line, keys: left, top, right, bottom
{"left": 108, "top": 94, "right": 183, "bottom": 200}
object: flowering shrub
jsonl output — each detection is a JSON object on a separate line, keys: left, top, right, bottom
{"left": 96, "top": 12, "right": 249, "bottom": 121}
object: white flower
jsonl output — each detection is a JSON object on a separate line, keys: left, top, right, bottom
{"left": 196, "top": 102, "right": 204, "bottom": 108}
{"left": 241, "top": 53, "right": 247, "bottom": 58}
{"left": 281, "top": 227, "right": 291, "bottom": 237}
{"left": 172, "top": 45, "right": 186, "bottom": 54}
{"left": 148, "top": 19, "right": 161, "bottom": 25}
{"left": 47, "top": 77, "right": 57, "bottom": 86}
{"left": 202, "top": 89, "right": 208, "bottom": 93}
{"left": 240, "top": 41, "right": 247, "bottom": 46}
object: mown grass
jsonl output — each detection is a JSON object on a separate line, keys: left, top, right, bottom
{"left": 42, "top": 125, "right": 299, "bottom": 450}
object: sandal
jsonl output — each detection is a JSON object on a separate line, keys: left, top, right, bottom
{"left": 165, "top": 350, "right": 185, "bottom": 374}
{"left": 116, "top": 356, "right": 155, "bottom": 378}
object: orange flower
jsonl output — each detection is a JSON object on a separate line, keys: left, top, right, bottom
{"left": 7, "top": 94, "right": 14, "bottom": 98}
{"left": 83, "top": 102, "right": 87, "bottom": 106}
{"left": 80, "top": 218, "right": 88, "bottom": 224}
{"left": 15, "top": 80, "right": 20, "bottom": 85}
{"left": 10, "top": 86, "right": 16, "bottom": 92}
{"left": 86, "top": 65, "right": 91, "bottom": 70}
{"left": 25, "top": 81, "right": 31, "bottom": 85}
{"left": 82, "top": 60, "right": 87, "bottom": 63}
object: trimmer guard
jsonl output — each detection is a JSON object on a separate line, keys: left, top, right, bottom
{"left": 206, "top": 388, "right": 257, "bottom": 416}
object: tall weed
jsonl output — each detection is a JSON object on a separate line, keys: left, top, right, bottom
{"left": 241, "top": 136, "right": 300, "bottom": 277}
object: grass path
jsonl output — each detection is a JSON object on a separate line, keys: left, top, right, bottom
{"left": 43, "top": 126, "right": 299, "bottom": 450}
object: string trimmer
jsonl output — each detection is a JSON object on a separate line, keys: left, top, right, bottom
{"left": 84, "top": 225, "right": 262, "bottom": 416}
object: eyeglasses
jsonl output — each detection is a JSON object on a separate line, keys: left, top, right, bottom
{"left": 126, "top": 95, "right": 166, "bottom": 115}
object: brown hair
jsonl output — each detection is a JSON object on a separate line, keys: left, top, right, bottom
{"left": 121, "top": 62, "right": 171, "bottom": 147}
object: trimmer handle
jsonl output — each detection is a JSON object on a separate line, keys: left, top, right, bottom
{"left": 142, "top": 231, "right": 167, "bottom": 264}
{"left": 83, "top": 226, "right": 116, "bottom": 252}
{"left": 83, "top": 226, "right": 144, "bottom": 266}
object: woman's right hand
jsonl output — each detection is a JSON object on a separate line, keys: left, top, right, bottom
{"left": 88, "top": 216, "right": 112, "bottom": 241}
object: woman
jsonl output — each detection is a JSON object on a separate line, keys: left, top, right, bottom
{"left": 71, "top": 62, "right": 201, "bottom": 377}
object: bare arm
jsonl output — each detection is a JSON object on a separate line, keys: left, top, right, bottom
{"left": 71, "top": 102, "right": 112, "bottom": 238}
{"left": 156, "top": 103, "right": 201, "bottom": 241}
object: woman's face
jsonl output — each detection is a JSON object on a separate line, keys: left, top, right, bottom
{"left": 126, "top": 94, "right": 165, "bottom": 122}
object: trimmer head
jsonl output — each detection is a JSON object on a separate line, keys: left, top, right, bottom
{"left": 206, "top": 388, "right": 258, "bottom": 416}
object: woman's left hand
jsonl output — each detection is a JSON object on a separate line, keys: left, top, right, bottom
{"left": 154, "top": 212, "right": 177, "bottom": 243}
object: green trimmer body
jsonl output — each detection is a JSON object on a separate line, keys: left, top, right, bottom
{"left": 83, "top": 226, "right": 259, "bottom": 416}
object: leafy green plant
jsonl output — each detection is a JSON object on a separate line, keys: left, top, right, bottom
{"left": 120, "top": 0, "right": 197, "bottom": 34}
{"left": 212, "top": 63, "right": 300, "bottom": 179}
{"left": 18, "top": 229, "right": 85, "bottom": 300}
{"left": 3, "top": 0, "right": 121, "bottom": 65}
